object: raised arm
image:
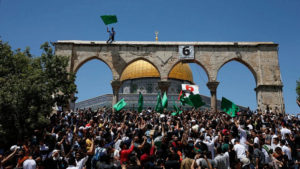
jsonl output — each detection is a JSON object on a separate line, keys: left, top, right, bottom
{"left": 57, "top": 136, "right": 66, "bottom": 146}
{"left": 204, "top": 154, "right": 213, "bottom": 169}
{"left": 87, "top": 138, "right": 95, "bottom": 155}
{"left": 162, "top": 123, "right": 165, "bottom": 136}
{"left": 138, "top": 136, "right": 147, "bottom": 149}
{"left": 1, "top": 148, "right": 17, "bottom": 165}
{"left": 73, "top": 125, "right": 77, "bottom": 134}
{"left": 123, "top": 140, "right": 135, "bottom": 154}
{"left": 150, "top": 137, "right": 155, "bottom": 155}
{"left": 51, "top": 127, "right": 55, "bottom": 135}
{"left": 114, "top": 132, "right": 121, "bottom": 143}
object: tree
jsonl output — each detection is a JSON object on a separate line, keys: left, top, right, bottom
{"left": 0, "top": 39, "right": 77, "bottom": 145}
{"left": 297, "top": 79, "right": 300, "bottom": 107}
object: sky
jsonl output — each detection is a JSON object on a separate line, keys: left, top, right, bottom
{"left": 0, "top": 0, "right": 299, "bottom": 113}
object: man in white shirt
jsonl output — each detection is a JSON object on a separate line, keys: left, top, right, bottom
{"left": 203, "top": 135, "right": 218, "bottom": 159}
{"left": 280, "top": 125, "right": 291, "bottom": 139}
{"left": 252, "top": 131, "right": 259, "bottom": 145}
{"left": 114, "top": 138, "right": 122, "bottom": 151}
{"left": 233, "top": 140, "right": 250, "bottom": 167}
{"left": 66, "top": 157, "right": 77, "bottom": 169}
{"left": 280, "top": 140, "right": 292, "bottom": 161}
{"left": 214, "top": 147, "right": 230, "bottom": 169}
{"left": 23, "top": 156, "right": 36, "bottom": 169}
{"left": 271, "top": 137, "right": 280, "bottom": 151}
{"left": 246, "top": 120, "right": 253, "bottom": 130}
{"left": 75, "top": 155, "right": 89, "bottom": 169}
{"left": 235, "top": 121, "right": 248, "bottom": 149}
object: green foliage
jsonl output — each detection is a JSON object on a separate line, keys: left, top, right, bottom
{"left": 297, "top": 79, "right": 300, "bottom": 101}
{"left": 0, "top": 39, "right": 77, "bottom": 144}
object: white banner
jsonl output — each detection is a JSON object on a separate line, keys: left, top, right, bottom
{"left": 179, "top": 46, "right": 194, "bottom": 59}
{"left": 181, "top": 84, "right": 199, "bottom": 94}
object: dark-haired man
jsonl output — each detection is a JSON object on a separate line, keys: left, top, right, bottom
{"left": 106, "top": 27, "right": 115, "bottom": 44}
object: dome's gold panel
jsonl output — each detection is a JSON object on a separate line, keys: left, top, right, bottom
{"left": 120, "top": 60, "right": 160, "bottom": 81}
{"left": 169, "top": 62, "right": 193, "bottom": 83}
{"left": 120, "top": 60, "right": 193, "bottom": 83}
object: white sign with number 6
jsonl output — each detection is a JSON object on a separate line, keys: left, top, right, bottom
{"left": 179, "top": 45, "right": 194, "bottom": 59}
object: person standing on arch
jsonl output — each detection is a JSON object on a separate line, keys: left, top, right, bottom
{"left": 106, "top": 27, "right": 115, "bottom": 44}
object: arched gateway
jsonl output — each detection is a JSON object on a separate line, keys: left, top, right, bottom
{"left": 54, "top": 41, "right": 285, "bottom": 113}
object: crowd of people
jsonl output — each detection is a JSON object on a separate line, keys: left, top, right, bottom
{"left": 0, "top": 107, "right": 299, "bottom": 169}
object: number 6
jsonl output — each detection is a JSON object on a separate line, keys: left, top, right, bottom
{"left": 182, "top": 46, "right": 190, "bottom": 56}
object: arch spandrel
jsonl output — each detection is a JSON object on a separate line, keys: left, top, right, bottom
{"left": 257, "top": 50, "right": 283, "bottom": 86}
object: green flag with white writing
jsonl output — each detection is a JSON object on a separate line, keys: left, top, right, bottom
{"left": 155, "top": 93, "right": 163, "bottom": 113}
{"left": 221, "top": 97, "right": 239, "bottom": 117}
{"left": 113, "top": 98, "right": 127, "bottom": 111}
{"left": 138, "top": 92, "right": 143, "bottom": 113}
{"left": 100, "top": 15, "right": 118, "bottom": 25}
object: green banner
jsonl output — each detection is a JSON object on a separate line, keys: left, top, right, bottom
{"left": 155, "top": 93, "right": 163, "bottom": 113}
{"left": 172, "top": 100, "right": 182, "bottom": 116}
{"left": 221, "top": 97, "right": 239, "bottom": 117}
{"left": 100, "top": 15, "right": 118, "bottom": 25}
{"left": 113, "top": 98, "right": 127, "bottom": 111}
{"left": 162, "top": 92, "right": 168, "bottom": 109}
{"left": 189, "top": 93, "right": 205, "bottom": 109}
{"left": 138, "top": 92, "right": 143, "bottom": 113}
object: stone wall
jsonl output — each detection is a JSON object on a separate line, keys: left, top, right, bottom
{"left": 54, "top": 41, "right": 284, "bottom": 113}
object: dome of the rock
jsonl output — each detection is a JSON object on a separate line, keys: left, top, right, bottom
{"left": 120, "top": 60, "right": 193, "bottom": 83}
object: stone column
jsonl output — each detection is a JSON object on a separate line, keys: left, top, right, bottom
{"left": 111, "top": 80, "right": 122, "bottom": 112}
{"left": 207, "top": 81, "right": 219, "bottom": 113}
{"left": 69, "top": 94, "right": 75, "bottom": 111}
{"left": 60, "top": 91, "right": 73, "bottom": 112}
{"left": 158, "top": 81, "right": 171, "bottom": 95}
{"left": 255, "top": 84, "right": 285, "bottom": 114}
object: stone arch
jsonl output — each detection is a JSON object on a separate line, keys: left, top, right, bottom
{"left": 120, "top": 57, "right": 162, "bottom": 80}
{"left": 73, "top": 56, "right": 118, "bottom": 79}
{"left": 217, "top": 58, "right": 258, "bottom": 85}
{"left": 54, "top": 41, "right": 284, "bottom": 113}
{"left": 216, "top": 58, "right": 258, "bottom": 110}
{"left": 167, "top": 60, "right": 211, "bottom": 82}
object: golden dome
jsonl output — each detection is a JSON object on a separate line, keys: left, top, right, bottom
{"left": 120, "top": 60, "right": 193, "bottom": 83}
{"left": 169, "top": 62, "right": 193, "bottom": 83}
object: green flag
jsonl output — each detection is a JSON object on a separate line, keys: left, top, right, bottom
{"left": 162, "top": 92, "right": 168, "bottom": 109}
{"left": 113, "top": 98, "right": 127, "bottom": 111}
{"left": 155, "top": 93, "right": 163, "bottom": 113}
{"left": 179, "top": 91, "right": 194, "bottom": 107}
{"left": 138, "top": 92, "right": 143, "bottom": 113}
{"left": 171, "top": 112, "right": 178, "bottom": 116}
{"left": 100, "top": 15, "right": 118, "bottom": 25}
{"left": 172, "top": 100, "right": 182, "bottom": 116}
{"left": 221, "top": 97, "right": 239, "bottom": 117}
{"left": 189, "top": 93, "right": 205, "bottom": 109}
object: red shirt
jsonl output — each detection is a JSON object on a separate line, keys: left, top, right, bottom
{"left": 140, "top": 146, "right": 155, "bottom": 163}
{"left": 120, "top": 145, "right": 134, "bottom": 164}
